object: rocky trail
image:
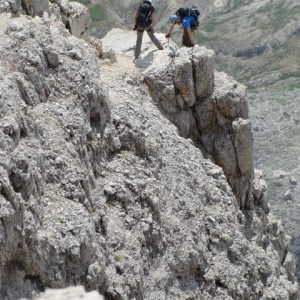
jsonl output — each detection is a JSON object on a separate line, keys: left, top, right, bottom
{"left": 98, "top": 28, "right": 178, "bottom": 132}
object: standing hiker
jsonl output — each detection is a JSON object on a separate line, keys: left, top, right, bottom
{"left": 165, "top": 6, "right": 200, "bottom": 48}
{"left": 133, "top": 0, "right": 163, "bottom": 61}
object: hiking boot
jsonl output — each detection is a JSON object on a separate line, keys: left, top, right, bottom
{"left": 133, "top": 56, "right": 142, "bottom": 64}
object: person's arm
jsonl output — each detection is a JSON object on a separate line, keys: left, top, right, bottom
{"left": 133, "top": 10, "right": 138, "bottom": 30}
{"left": 151, "top": 14, "right": 155, "bottom": 31}
{"left": 165, "top": 24, "right": 175, "bottom": 37}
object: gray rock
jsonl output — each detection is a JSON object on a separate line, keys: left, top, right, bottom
{"left": 0, "top": 11, "right": 298, "bottom": 300}
{"left": 21, "top": 0, "right": 49, "bottom": 17}
{"left": 44, "top": 49, "right": 60, "bottom": 67}
{"left": 284, "top": 190, "right": 293, "bottom": 201}
{"left": 68, "top": 1, "right": 90, "bottom": 41}
{"left": 5, "top": 22, "right": 23, "bottom": 33}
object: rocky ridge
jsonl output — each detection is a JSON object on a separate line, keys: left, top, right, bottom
{"left": 72, "top": 0, "right": 300, "bottom": 288}
{"left": 0, "top": 0, "right": 299, "bottom": 299}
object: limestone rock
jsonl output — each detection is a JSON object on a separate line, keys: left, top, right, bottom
{"left": 21, "top": 0, "right": 49, "bottom": 17}
{"left": 67, "top": 1, "right": 90, "bottom": 41}
{"left": 144, "top": 47, "right": 252, "bottom": 209}
{"left": 0, "top": 7, "right": 298, "bottom": 300}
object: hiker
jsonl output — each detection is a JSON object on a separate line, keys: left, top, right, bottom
{"left": 165, "top": 7, "right": 200, "bottom": 47}
{"left": 133, "top": 0, "right": 163, "bottom": 61}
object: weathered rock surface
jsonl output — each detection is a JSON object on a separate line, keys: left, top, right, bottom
{"left": 49, "top": 0, "right": 91, "bottom": 41}
{"left": 0, "top": 0, "right": 90, "bottom": 40}
{"left": 143, "top": 45, "right": 253, "bottom": 210}
{"left": 0, "top": 2, "right": 299, "bottom": 300}
{"left": 0, "top": 0, "right": 49, "bottom": 16}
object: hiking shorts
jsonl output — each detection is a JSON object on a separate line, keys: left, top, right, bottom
{"left": 137, "top": 24, "right": 152, "bottom": 32}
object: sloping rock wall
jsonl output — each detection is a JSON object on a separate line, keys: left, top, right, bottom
{"left": 0, "top": 10, "right": 110, "bottom": 299}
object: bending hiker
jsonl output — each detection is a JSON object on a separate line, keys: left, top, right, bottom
{"left": 165, "top": 6, "right": 200, "bottom": 48}
{"left": 133, "top": 0, "right": 163, "bottom": 61}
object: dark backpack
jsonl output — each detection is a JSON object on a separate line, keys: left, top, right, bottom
{"left": 136, "top": 1, "right": 154, "bottom": 26}
{"left": 176, "top": 6, "right": 200, "bottom": 21}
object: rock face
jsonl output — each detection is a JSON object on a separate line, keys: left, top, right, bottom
{"left": 0, "top": 0, "right": 49, "bottom": 16}
{"left": 0, "top": 2, "right": 299, "bottom": 300}
{"left": 21, "top": 0, "right": 49, "bottom": 17}
{"left": 49, "top": 0, "right": 91, "bottom": 41}
{"left": 0, "top": 0, "right": 90, "bottom": 39}
{"left": 144, "top": 47, "right": 253, "bottom": 210}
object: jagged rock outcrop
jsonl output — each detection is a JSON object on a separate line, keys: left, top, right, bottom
{"left": 0, "top": 0, "right": 90, "bottom": 40}
{"left": 143, "top": 46, "right": 253, "bottom": 210}
{"left": 0, "top": 0, "right": 49, "bottom": 16}
{"left": 49, "top": 0, "right": 91, "bottom": 41}
{"left": 0, "top": 1, "right": 299, "bottom": 300}
{"left": 0, "top": 4, "right": 109, "bottom": 299}
{"left": 0, "top": 0, "right": 21, "bottom": 15}
{"left": 21, "top": 0, "right": 49, "bottom": 17}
